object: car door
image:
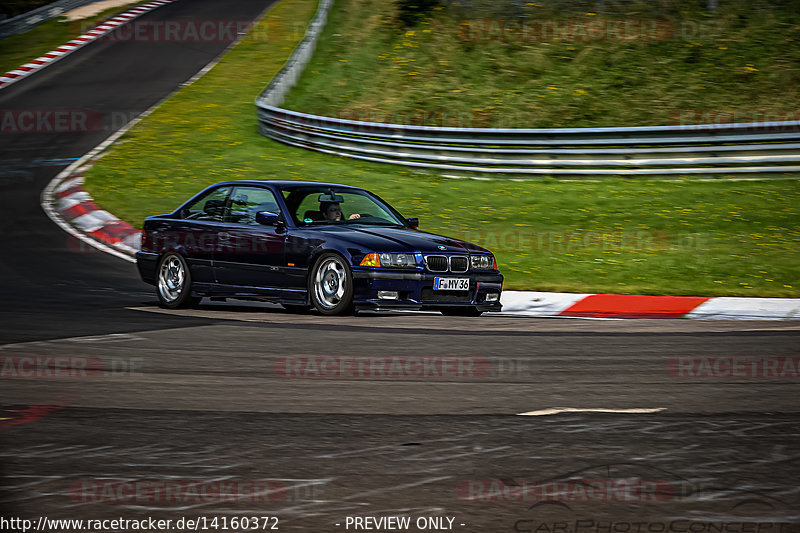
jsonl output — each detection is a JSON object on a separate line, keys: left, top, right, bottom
{"left": 212, "top": 185, "right": 287, "bottom": 291}
{"left": 165, "top": 185, "right": 232, "bottom": 285}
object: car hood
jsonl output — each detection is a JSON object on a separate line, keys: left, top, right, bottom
{"left": 311, "top": 225, "right": 491, "bottom": 254}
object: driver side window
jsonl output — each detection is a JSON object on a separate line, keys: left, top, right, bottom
{"left": 226, "top": 187, "right": 281, "bottom": 226}
{"left": 182, "top": 187, "right": 230, "bottom": 222}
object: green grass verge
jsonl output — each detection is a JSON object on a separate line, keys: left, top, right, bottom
{"left": 282, "top": 0, "right": 800, "bottom": 128}
{"left": 82, "top": 0, "right": 800, "bottom": 297}
{"left": 0, "top": 1, "right": 145, "bottom": 76}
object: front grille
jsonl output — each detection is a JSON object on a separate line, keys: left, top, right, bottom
{"left": 425, "top": 255, "right": 448, "bottom": 272}
{"left": 450, "top": 256, "right": 468, "bottom": 273}
{"left": 424, "top": 255, "right": 470, "bottom": 273}
{"left": 421, "top": 288, "right": 474, "bottom": 303}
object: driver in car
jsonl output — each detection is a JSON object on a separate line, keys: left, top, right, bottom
{"left": 321, "top": 201, "right": 360, "bottom": 221}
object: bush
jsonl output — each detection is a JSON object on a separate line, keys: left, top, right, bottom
{"left": 396, "top": 0, "right": 441, "bottom": 26}
{"left": 1, "top": 0, "right": 54, "bottom": 19}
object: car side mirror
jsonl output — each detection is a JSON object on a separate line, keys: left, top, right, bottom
{"left": 406, "top": 217, "right": 419, "bottom": 229}
{"left": 256, "top": 211, "right": 280, "bottom": 226}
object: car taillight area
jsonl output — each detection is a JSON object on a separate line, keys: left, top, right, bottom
{"left": 140, "top": 230, "right": 153, "bottom": 252}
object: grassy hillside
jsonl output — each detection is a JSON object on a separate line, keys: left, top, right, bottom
{"left": 283, "top": 0, "right": 800, "bottom": 128}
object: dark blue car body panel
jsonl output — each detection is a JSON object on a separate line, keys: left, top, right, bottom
{"left": 136, "top": 180, "right": 503, "bottom": 311}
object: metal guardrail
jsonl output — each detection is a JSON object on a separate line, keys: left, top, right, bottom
{"left": 257, "top": 0, "right": 332, "bottom": 108}
{"left": 255, "top": 1, "right": 800, "bottom": 177}
{"left": 0, "top": 0, "right": 101, "bottom": 40}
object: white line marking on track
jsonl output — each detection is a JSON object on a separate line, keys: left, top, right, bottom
{"left": 517, "top": 407, "right": 667, "bottom": 416}
{"left": 342, "top": 476, "right": 452, "bottom": 501}
{"left": 0, "top": 333, "right": 145, "bottom": 349}
{"left": 62, "top": 333, "right": 145, "bottom": 344}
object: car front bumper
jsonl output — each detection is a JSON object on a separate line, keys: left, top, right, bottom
{"left": 351, "top": 268, "right": 503, "bottom": 311}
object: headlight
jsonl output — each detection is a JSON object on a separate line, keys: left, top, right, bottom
{"left": 471, "top": 255, "right": 493, "bottom": 270}
{"left": 359, "top": 252, "right": 418, "bottom": 268}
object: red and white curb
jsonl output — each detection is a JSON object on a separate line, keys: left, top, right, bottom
{"left": 52, "top": 171, "right": 141, "bottom": 256}
{"left": 501, "top": 291, "right": 800, "bottom": 320}
{"left": 0, "top": 0, "right": 177, "bottom": 90}
{"left": 43, "top": 178, "right": 800, "bottom": 320}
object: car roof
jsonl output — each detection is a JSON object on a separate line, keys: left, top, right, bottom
{"left": 213, "top": 180, "right": 364, "bottom": 189}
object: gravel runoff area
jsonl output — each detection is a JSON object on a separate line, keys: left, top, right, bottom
{"left": 64, "top": 0, "right": 142, "bottom": 20}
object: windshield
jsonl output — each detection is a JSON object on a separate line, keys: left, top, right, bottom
{"left": 281, "top": 186, "right": 407, "bottom": 227}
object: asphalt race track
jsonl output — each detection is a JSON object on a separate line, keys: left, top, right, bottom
{"left": 1, "top": 0, "right": 799, "bottom": 531}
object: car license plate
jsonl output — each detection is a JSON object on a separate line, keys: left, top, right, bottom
{"left": 433, "top": 277, "right": 470, "bottom": 291}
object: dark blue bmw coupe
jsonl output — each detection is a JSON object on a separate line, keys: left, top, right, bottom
{"left": 136, "top": 180, "right": 503, "bottom": 315}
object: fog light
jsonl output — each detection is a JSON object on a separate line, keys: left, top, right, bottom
{"left": 485, "top": 292, "right": 499, "bottom": 302}
{"left": 378, "top": 291, "right": 399, "bottom": 300}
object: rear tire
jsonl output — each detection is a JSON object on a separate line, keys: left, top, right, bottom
{"left": 309, "top": 253, "right": 354, "bottom": 315}
{"left": 440, "top": 307, "right": 483, "bottom": 317}
{"left": 156, "top": 253, "right": 201, "bottom": 309}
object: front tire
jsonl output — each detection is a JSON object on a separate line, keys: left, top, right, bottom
{"left": 156, "top": 253, "right": 200, "bottom": 309}
{"left": 309, "top": 253, "right": 354, "bottom": 315}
